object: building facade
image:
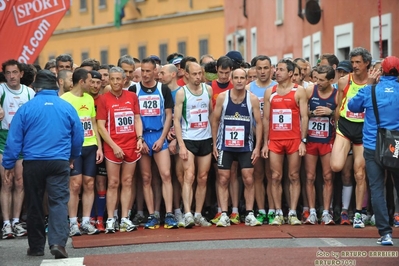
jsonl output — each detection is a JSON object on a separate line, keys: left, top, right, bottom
{"left": 224, "top": 0, "right": 399, "bottom": 66}
{"left": 39, "top": 0, "right": 225, "bottom": 66}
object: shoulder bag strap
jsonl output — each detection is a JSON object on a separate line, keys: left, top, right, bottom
{"left": 371, "top": 84, "right": 380, "bottom": 127}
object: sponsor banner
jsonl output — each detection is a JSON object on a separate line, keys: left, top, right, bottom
{"left": 0, "top": 0, "right": 70, "bottom": 64}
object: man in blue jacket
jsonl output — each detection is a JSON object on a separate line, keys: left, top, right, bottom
{"left": 348, "top": 56, "right": 399, "bottom": 246}
{"left": 2, "top": 70, "right": 84, "bottom": 258}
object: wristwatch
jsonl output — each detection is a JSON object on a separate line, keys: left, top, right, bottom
{"left": 310, "top": 110, "right": 315, "bottom": 117}
{"left": 301, "top": 138, "right": 307, "bottom": 144}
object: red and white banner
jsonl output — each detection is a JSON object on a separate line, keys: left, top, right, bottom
{"left": 0, "top": 0, "right": 70, "bottom": 64}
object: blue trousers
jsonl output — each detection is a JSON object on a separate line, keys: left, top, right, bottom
{"left": 363, "top": 148, "right": 394, "bottom": 237}
{"left": 23, "top": 160, "right": 70, "bottom": 252}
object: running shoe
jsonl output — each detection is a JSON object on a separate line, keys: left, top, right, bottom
{"left": 105, "top": 219, "right": 115, "bottom": 234}
{"left": 132, "top": 213, "right": 146, "bottom": 226}
{"left": 2, "top": 224, "right": 15, "bottom": 239}
{"left": 288, "top": 215, "right": 302, "bottom": 225}
{"left": 353, "top": 212, "right": 365, "bottom": 228}
{"left": 267, "top": 212, "right": 275, "bottom": 225}
{"left": 305, "top": 212, "right": 318, "bottom": 225}
{"left": 270, "top": 214, "right": 284, "bottom": 226}
{"left": 145, "top": 215, "right": 160, "bottom": 229}
{"left": 89, "top": 217, "right": 96, "bottom": 226}
{"left": 95, "top": 219, "right": 106, "bottom": 232}
{"left": 164, "top": 213, "right": 178, "bottom": 229}
{"left": 114, "top": 217, "right": 120, "bottom": 231}
{"left": 210, "top": 212, "right": 222, "bottom": 224}
{"left": 184, "top": 213, "right": 195, "bottom": 228}
{"left": 216, "top": 213, "right": 230, "bottom": 227}
{"left": 13, "top": 222, "right": 28, "bottom": 237}
{"left": 302, "top": 210, "right": 310, "bottom": 223}
{"left": 194, "top": 215, "right": 212, "bottom": 227}
{"left": 175, "top": 212, "right": 185, "bottom": 228}
{"left": 69, "top": 223, "right": 81, "bottom": 237}
{"left": 340, "top": 211, "right": 351, "bottom": 225}
{"left": 377, "top": 233, "right": 393, "bottom": 245}
{"left": 321, "top": 213, "right": 335, "bottom": 225}
{"left": 229, "top": 213, "right": 241, "bottom": 225}
{"left": 245, "top": 212, "right": 261, "bottom": 226}
{"left": 393, "top": 214, "right": 399, "bottom": 228}
{"left": 256, "top": 213, "right": 267, "bottom": 225}
{"left": 120, "top": 218, "right": 137, "bottom": 232}
{"left": 370, "top": 214, "right": 376, "bottom": 226}
{"left": 81, "top": 221, "right": 100, "bottom": 235}
{"left": 364, "top": 214, "right": 372, "bottom": 226}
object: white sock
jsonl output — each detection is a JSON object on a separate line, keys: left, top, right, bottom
{"left": 217, "top": 207, "right": 222, "bottom": 213}
{"left": 3, "top": 220, "right": 11, "bottom": 226}
{"left": 82, "top": 217, "right": 90, "bottom": 224}
{"left": 268, "top": 209, "right": 275, "bottom": 214}
{"left": 323, "top": 210, "right": 329, "bottom": 215}
{"left": 12, "top": 218, "right": 19, "bottom": 226}
{"left": 288, "top": 210, "right": 297, "bottom": 216}
{"left": 258, "top": 209, "right": 266, "bottom": 214}
{"left": 194, "top": 212, "right": 201, "bottom": 218}
{"left": 137, "top": 210, "right": 144, "bottom": 216}
{"left": 232, "top": 207, "right": 239, "bottom": 214}
{"left": 342, "top": 185, "right": 353, "bottom": 210}
{"left": 113, "top": 210, "right": 118, "bottom": 218}
{"left": 154, "top": 211, "right": 160, "bottom": 217}
{"left": 69, "top": 217, "right": 78, "bottom": 224}
{"left": 310, "top": 208, "right": 316, "bottom": 214}
{"left": 174, "top": 208, "right": 182, "bottom": 215}
{"left": 276, "top": 209, "right": 283, "bottom": 216}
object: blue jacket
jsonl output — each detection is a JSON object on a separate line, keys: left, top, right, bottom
{"left": 348, "top": 76, "right": 399, "bottom": 150}
{"left": 2, "top": 90, "right": 84, "bottom": 169}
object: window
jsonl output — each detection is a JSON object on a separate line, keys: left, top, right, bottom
{"left": 138, "top": 46, "right": 147, "bottom": 61}
{"left": 159, "top": 44, "right": 168, "bottom": 64}
{"left": 178, "top": 41, "right": 186, "bottom": 56}
{"left": 370, "top": 13, "right": 392, "bottom": 60}
{"left": 312, "top": 31, "right": 321, "bottom": 66}
{"left": 251, "top": 27, "right": 257, "bottom": 60}
{"left": 120, "top": 47, "right": 128, "bottom": 57}
{"left": 48, "top": 55, "right": 55, "bottom": 61}
{"left": 81, "top": 51, "right": 89, "bottom": 61}
{"left": 100, "top": 50, "right": 108, "bottom": 65}
{"left": 275, "top": 0, "right": 284, "bottom": 25}
{"left": 99, "top": 0, "right": 106, "bottom": 8}
{"left": 235, "top": 29, "right": 246, "bottom": 61}
{"left": 269, "top": 56, "right": 278, "bottom": 67}
{"left": 80, "top": 0, "right": 87, "bottom": 11}
{"left": 334, "top": 23, "right": 353, "bottom": 61}
{"left": 302, "top": 36, "right": 311, "bottom": 64}
{"left": 199, "top": 39, "right": 208, "bottom": 58}
{"left": 226, "top": 34, "right": 233, "bottom": 52}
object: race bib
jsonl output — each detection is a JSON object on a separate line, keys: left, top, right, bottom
{"left": 114, "top": 111, "right": 135, "bottom": 134}
{"left": 224, "top": 125, "right": 245, "bottom": 147}
{"left": 80, "top": 116, "right": 93, "bottom": 137}
{"left": 346, "top": 110, "right": 365, "bottom": 119}
{"left": 272, "top": 109, "right": 292, "bottom": 131}
{"left": 189, "top": 108, "right": 208, "bottom": 128}
{"left": 308, "top": 117, "right": 329, "bottom": 138}
{"left": 139, "top": 95, "right": 161, "bottom": 116}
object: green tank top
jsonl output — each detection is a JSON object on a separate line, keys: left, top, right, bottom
{"left": 339, "top": 74, "right": 367, "bottom": 123}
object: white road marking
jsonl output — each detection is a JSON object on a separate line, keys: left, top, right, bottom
{"left": 41, "top": 257, "right": 85, "bottom": 266}
{"left": 320, "top": 238, "right": 346, "bottom": 247}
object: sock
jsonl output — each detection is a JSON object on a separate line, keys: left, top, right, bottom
{"left": 69, "top": 217, "right": 78, "bottom": 224}
{"left": 12, "top": 218, "right": 19, "bottom": 226}
{"left": 107, "top": 217, "right": 115, "bottom": 222}
{"left": 323, "top": 210, "right": 329, "bottom": 216}
{"left": 113, "top": 210, "right": 118, "bottom": 218}
{"left": 194, "top": 212, "right": 201, "bottom": 218}
{"left": 355, "top": 209, "right": 362, "bottom": 215}
{"left": 97, "top": 191, "right": 106, "bottom": 217}
{"left": 342, "top": 185, "right": 353, "bottom": 210}
{"left": 217, "top": 207, "right": 222, "bottom": 213}
{"left": 288, "top": 210, "right": 297, "bottom": 216}
{"left": 310, "top": 208, "right": 316, "bottom": 214}
{"left": 154, "top": 211, "right": 160, "bottom": 218}
{"left": 245, "top": 210, "right": 253, "bottom": 216}
{"left": 128, "top": 210, "right": 132, "bottom": 219}
{"left": 303, "top": 207, "right": 309, "bottom": 212}
{"left": 137, "top": 210, "right": 144, "bottom": 216}
{"left": 3, "top": 220, "right": 11, "bottom": 226}
{"left": 276, "top": 209, "right": 283, "bottom": 216}
{"left": 258, "top": 209, "right": 266, "bottom": 215}
{"left": 82, "top": 217, "right": 90, "bottom": 224}
{"left": 268, "top": 209, "right": 275, "bottom": 214}
{"left": 174, "top": 208, "right": 182, "bottom": 215}
{"left": 184, "top": 212, "right": 192, "bottom": 218}
{"left": 232, "top": 207, "right": 239, "bottom": 214}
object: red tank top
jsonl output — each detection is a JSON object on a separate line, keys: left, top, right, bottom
{"left": 269, "top": 84, "right": 301, "bottom": 140}
{"left": 211, "top": 80, "right": 234, "bottom": 108}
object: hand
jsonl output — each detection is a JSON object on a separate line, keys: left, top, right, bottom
{"left": 166, "top": 130, "right": 175, "bottom": 142}
{"left": 136, "top": 139, "right": 143, "bottom": 153}
{"left": 367, "top": 68, "right": 381, "bottom": 85}
{"left": 315, "top": 106, "right": 332, "bottom": 116}
{"left": 96, "top": 149, "right": 104, "bottom": 164}
{"left": 4, "top": 169, "right": 13, "bottom": 184}
{"left": 261, "top": 144, "right": 269, "bottom": 159}
{"left": 112, "top": 145, "right": 125, "bottom": 159}
{"left": 251, "top": 148, "right": 260, "bottom": 165}
{"left": 298, "top": 142, "right": 306, "bottom": 157}
{"left": 0, "top": 107, "right": 4, "bottom": 121}
{"left": 152, "top": 138, "right": 165, "bottom": 152}
{"left": 141, "top": 142, "right": 150, "bottom": 155}
{"left": 179, "top": 145, "right": 188, "bottom": 161}
{"left": 212, "top": 146, "right": 219, "bottom": 161}
{"left": 69, "top": 159, "right": 75, "bottom": 169}
{"left": 168, "top": 139, "right": 177, "bottom": 155}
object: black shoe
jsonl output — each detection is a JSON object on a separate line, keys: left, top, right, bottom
{"left": 50, "top": 245, "right": 68, "bottom": 259}
{"left": 27, "top": 248, "right": 44, "bottom": 256}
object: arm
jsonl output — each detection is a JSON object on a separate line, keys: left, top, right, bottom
{"left": 261, "top": 88, "right": 272, "bottom": 158}
{"left": 211, "top": 92, "right": 225, "bottom": 160}
{"left": 207, "top": 84, "right": 214, "bottom": 115}
{"left": 91, "top": 117, "right": 103, "bottom": 164}
{"left": 134, "top": 114, "right": 143, "bottom": 153}
{"left": 70, "top": 108, "right": 84, "bottom": 160}
{"left": 250, "top": 93, "right": 262, "bottom": 164}
{"left": 335, "top": 75, "right": 349, "bottom": 123}
{"left": 173, "top": 89, "right": 188, "bottom": 160}
{"left": 297, "top": 87, "right": 309, "bottom": 157}
{"left": 2, "top": 109, "right": 24, "bottom": 170}
{"left": 348, "top": 86, "right": 367, "bottom": 113}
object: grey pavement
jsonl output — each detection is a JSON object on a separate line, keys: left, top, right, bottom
{"left": 0, "top": 235, "right": 390, "bottom": 266}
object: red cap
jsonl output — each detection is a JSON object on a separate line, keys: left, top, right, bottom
{"left": 381, "top": 56, "right": 399, "bottom": 74}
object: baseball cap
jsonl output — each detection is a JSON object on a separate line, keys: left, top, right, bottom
{"left": 90, "top": 70, "right": 102, "bottom": 80}
{"left": 170, "top": 56, "right": 183, "bottom": 65}
{"left": 32, "top": 69, "right": 58, "bottom": 89}
{"left": 336, "top": 60, "right": 353, "bottom": 73}
{"left": 226, "top": 51, "right": 243, "bottom": 63}
{"left": 149, "top": 55, "right": 161, "bottom": 64}
{"left": 381, "top": 56, "right": 399, "bottom": 75}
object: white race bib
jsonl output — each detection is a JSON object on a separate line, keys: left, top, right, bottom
{"left": 114, "top": 111, "right": 135, "bottom": 134}
{"left": 308, "top": 117, "right": 329, "bottom": 138}
{"left": 139, "top": 95, "right": 161, "bottom": 116}
{"left": 224, "top": 125, "right": 245, "bottom": 147}
{"left": 189, "top": 108, "right": 208, "bottom": 128}
{"left": 80, "top": 116, "right": 93, "bottom": 137}
{"left": 272, "top": 109, "right": 292, "bottom": 131}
